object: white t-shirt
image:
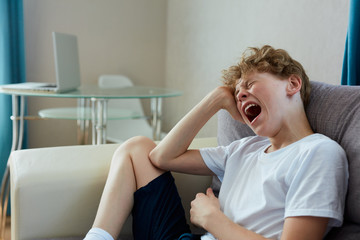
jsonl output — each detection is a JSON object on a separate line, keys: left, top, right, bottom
{"left": 199, "top": 134, "right": 348, "bottom": 240}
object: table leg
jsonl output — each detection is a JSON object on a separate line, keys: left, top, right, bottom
{"left": 101, "top": 100, "right": 108, "bottom": 143}
{"left": 11, "top": 95, "right": 19, "bottom": 152}
{"left": 18, "top": 96, "right": 25, "bottom": 150}
{"left": 151, "top": 98, "right": 163, "bottom": 141}
{"left": 91, "top": 98, "right": 108, "bottom": 145}
{"left": 77, "top": 98, "right": 90, "bottom": 145}
{"left": 0, "top": 167, "right": 9, "bottom": 240}
{"left": 0, "top": 95, "right": 25, "bottom": 239}
{"left": 96, "top": 99, "right": 104, "bottom": 144}
{"left": 91, "top": 98, "right": 96, "bottom": 145}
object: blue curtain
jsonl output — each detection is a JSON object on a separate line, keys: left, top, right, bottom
{"left": 0, "top": 0, "right": 26, "bottom": 180}
{"left": 341, "top": 0, "right": 360, "bottom": 85}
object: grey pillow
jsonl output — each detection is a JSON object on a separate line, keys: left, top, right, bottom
{"left": 216, "top": 81, "right": 360, "bottom": 239}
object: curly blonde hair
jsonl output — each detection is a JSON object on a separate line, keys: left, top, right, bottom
{"left": 222, "top": 45, "right": 311, "bottom": 107}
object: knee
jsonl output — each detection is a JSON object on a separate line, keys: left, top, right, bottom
{"left": 112, "top": 136, "right": 156, "bottom": 164}
{"left": 122, "top": 136, "right": 156, "bottom": 152}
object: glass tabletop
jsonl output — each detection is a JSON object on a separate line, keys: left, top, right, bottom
{"left": 0, "top": 84, "right": 183, "bottom": 99}
{"left": 38, "top": 107, "right": 144, "bottom": 120}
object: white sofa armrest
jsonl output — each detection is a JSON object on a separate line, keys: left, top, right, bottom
{"left": 10, "top": 137, "right": 217, "bottom": 240}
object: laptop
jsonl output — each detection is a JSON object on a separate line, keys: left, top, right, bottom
{"left": 1, "top": 32, "right": 81, "bottom": 93}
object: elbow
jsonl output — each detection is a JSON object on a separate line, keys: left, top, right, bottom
{"left": 149, "top": 149, "right": 167, "bottom": 170}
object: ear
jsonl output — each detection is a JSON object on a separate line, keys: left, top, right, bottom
{"left": 286, "top": 75, "right": 302, "bottom": 96}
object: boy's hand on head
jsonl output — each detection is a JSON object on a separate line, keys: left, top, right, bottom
{"left": 190, "top": 188, "right": 221, "bottom": 229}
{"left": 212, "top": 86, "right": 244, "bottom": 123}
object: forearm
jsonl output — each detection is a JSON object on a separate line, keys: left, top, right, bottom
{"left": 204, "top": 211, "right": 269, "bottom": 240}
{"left": 150, "top": 88, "right": 224, "bottom": 166}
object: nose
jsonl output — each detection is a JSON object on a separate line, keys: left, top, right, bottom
{"left": 236, "top": 87, "right": 249, "bottom": 102}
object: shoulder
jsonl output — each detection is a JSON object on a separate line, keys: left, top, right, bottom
{"left": 299, "top": 134, "right": 346, "bottom": 161}
{"left": 289, "top": 134, "right": 348, "bottom": 178}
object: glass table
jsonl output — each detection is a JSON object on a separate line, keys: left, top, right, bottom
{"left": 0, "top": 83, "right": 182, "bottom": 146}
{"left": 0, "top": 83, "right": 182, "bottom": 235}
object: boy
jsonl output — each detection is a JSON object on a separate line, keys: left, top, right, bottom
{"left": 84, "top": 45, "right": 348, "bottom": 240}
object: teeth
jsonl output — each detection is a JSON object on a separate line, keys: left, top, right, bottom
{"left": 245, "top": 104, "right": 258, "bottom": 114}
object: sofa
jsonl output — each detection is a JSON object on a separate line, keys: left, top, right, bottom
{"left": 9, "top": 81, "right": 360, "bottom": 240}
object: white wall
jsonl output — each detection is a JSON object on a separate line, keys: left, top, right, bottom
{"left": 23, "top": 0, "right": 349, "bottom": 147}
{"left": 164, "top": 0, "right": 349, "bottom": 137}
{"left": 24, "top": 0, "right": 167, "bottom": 147}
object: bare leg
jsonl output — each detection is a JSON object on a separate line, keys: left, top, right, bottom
{"left": 92, "top": 136, "right": 164, "bottom": 239}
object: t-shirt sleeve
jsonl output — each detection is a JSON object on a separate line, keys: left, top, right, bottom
{"left": 199, "top": 145, "right": 229, "bottom": 182}
{"left": 200, "top": 138, "right": 262, "bottom": 182}
{"left": 284, "top": 140, "right": 349, "bottom": 227}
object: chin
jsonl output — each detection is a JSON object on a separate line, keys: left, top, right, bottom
{"left": 251, "top": 126, "right": 277, "bottom": 138}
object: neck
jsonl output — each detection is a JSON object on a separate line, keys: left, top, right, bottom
{"left": 267, "top": 107, "right": 314, "bottom": 153}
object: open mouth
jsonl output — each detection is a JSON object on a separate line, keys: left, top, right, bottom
{"left": 244, "top": 103, "right": 261, "bottom": 123}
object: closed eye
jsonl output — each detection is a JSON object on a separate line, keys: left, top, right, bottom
{"left": 246, "top": 81, "right": 256, "bottom": 89}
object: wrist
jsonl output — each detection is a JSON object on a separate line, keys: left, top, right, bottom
{"left": 200, "top": 87, "right": 232, "bottom": 113}
{"left": 202, "top": 207, "right": 224, "bottom": 231}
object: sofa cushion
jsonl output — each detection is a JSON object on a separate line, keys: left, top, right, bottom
{"left": 323, "top": 222, "right": 360, "bottom": 240}
{"left": 217, "top": 81, "right": 360, "bottom": 237}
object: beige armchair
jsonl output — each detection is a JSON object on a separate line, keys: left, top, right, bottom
{"left": 10, "top": 138, "right": 217, "bottom": 240}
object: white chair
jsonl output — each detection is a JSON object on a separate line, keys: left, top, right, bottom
{"left": 98, "top": 75, "right": 166, "bottom": 143}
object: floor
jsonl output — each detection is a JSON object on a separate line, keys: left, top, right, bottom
{"left": 4, "top": 217, "right": 10, "bottom": 240}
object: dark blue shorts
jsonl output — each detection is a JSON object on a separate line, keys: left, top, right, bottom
{"left": 132, "top": 171, "right": 201, "bottom": 240}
